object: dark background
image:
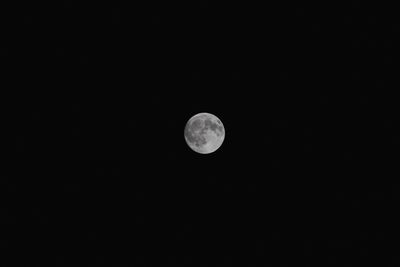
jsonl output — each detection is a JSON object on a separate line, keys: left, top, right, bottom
{"left": 2, "top": 1, "right": 399, "bottom": 266}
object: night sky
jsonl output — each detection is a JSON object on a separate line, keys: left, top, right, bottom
{"left": 2, "top": 1, "right": 399, "bottom": 266}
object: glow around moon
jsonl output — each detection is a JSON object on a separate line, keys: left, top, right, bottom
{"left": 184, "top": 113, "right": 225, "bottom": 154}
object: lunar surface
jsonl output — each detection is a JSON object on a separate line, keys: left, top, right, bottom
{"left": 184, "top": 113, "right": 225, "bottom": 154}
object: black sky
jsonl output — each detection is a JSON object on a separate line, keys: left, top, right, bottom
{"left": 2, "top": 1, "right": 400, "bottom": 266}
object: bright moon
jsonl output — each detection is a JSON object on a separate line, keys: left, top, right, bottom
{"left": 184, "top": 112, "right": 225, "bottom": 154}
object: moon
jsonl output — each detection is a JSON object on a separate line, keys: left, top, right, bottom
{"left": 184, "top": 113, "right": 225, "bottom": 154}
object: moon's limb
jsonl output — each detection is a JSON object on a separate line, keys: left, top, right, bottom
{"left": 188, "top": 113, "right": 221, "bottom": 125}
{"left": 202, "top": 134, "right": 224, "bottom": 153}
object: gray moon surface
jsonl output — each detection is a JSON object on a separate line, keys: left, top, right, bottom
{"left": 185, "top": 113, "right": 225, "bottom": 154}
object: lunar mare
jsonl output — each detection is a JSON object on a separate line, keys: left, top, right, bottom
{"left": 185, "top": 113, "right": 225, "bottom": 154}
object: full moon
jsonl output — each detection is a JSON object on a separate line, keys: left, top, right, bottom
{"left": 184, "top": 112, "right": 225, "bottom": 154}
